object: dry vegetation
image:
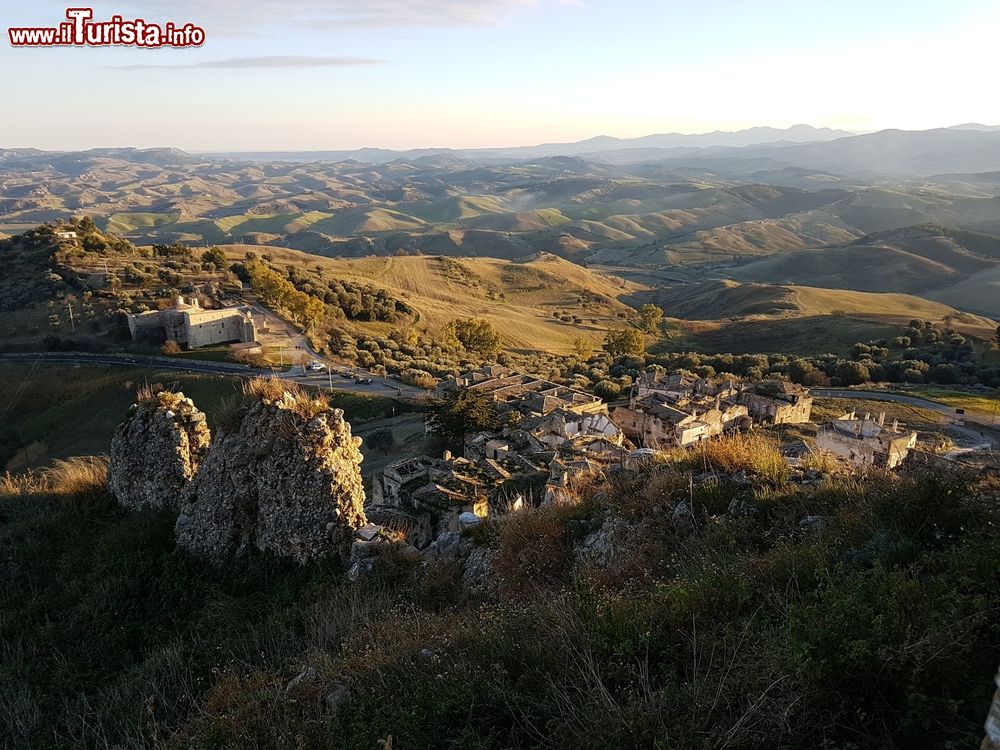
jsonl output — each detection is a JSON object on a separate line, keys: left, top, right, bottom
{"left": 0, "top": 455, "right": 108, "bottom": 499}
{"left": 2, "top": 434, "right": 998, "bottom": 748}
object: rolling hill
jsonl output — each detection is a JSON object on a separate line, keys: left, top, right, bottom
{"left": 731, "top": 225, "right": 1000, "bottom": 316}
{"left": 220, "top": 245, "right": 641, "bottom": 353}
{"left": 637, "top": 279, "right": 996, "bottom": 338}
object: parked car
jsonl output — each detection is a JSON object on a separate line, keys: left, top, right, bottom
{"left": 305, "top": 360, "right": 326, "bottom": 372}
{"left": 355, "top": 377, "right": 373, "bottom": 385}
{"left": 339, "top": 370, "right": 354, "bottom": 378}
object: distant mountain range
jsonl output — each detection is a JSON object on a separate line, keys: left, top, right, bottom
{"left": 206, "top": 124, "right": 853, "bottom": 164}
{"left": 197, "top": 124, "right": 1000, "bottom": 176}
{"left": 5, "top": 123, "right": 1000, "bottom": 177}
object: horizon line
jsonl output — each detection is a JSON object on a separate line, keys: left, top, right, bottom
{"left": 6, "top": 122, "right": 1000, "bottom": 155}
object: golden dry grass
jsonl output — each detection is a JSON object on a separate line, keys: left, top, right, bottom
{"left": 0, "top": 455, "right": 109, "bottom": 498}
{"left": 660, "top": 433, "right": 789, "bottom": 485}
{"left": 220, "top": 245, "right": 642, "bottom": 354}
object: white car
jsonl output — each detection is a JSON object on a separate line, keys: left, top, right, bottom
{"left": 305, "top": 360, "right": 327, "bottom": 372}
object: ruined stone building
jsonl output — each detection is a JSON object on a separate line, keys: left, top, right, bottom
{"left": 816, "top": 411, "right": 918, "bottom": 469}
{"left": 614, "top": 372, "right": 750, "bottom": 449}
{"left": 633, "top": 371, "right": 740, "bottom": 403}
{"left": 128, "top": 295, "right": 257, "bottom": 349}
{"left": 613, "top": 396, "right": 749, "bottom": 449}
{"left": 440, "top": 366, "right": 605, "bottom": 416}
{"left": 369, "top": 368, "right": 632, "bottom": 546}
{"left": 370, "top": 453, "right": 495, "bottom": 545}
{"left": 737, "top": 380, "right": 813, "bottom": 424}
{"left": 615, "top": 372, "right": 811, "bottom": 448}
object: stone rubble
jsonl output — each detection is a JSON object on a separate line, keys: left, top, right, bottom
{"left": 108, "top": 391, "right": 210, "bottom": 511}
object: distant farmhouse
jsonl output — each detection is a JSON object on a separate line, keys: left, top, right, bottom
{"left": 127, "top": 295, "right": 257, "bottom": 349}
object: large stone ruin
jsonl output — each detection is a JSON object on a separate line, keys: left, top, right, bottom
{"left": 108, "top": 390, "right": 211, "bottom": 510}
{"left": 174, "top": 386, "right": 367, "bottom": 563}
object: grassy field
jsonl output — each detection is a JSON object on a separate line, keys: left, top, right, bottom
{"left": 657, "top": 315, "right": 901, "bottom": 356}
{"left": 901, "top": 385, "right": 1000, "bottom": 416}
{"left": 104, "top": 212, "right": 179, "bottom": 235}
{"left": 0, "top": 365, "right": 409, "bottom": 471}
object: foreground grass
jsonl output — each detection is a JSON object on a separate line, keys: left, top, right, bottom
{"left": 2, "top": 451, "right": 999, "bottom": 748}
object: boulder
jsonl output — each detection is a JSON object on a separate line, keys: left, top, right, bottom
{"left": 458, "top": 511, "right": 483, "bottom": 530}
{"left": 799, "top": 515, "right": 827, "bottom": 532}
{"left": 425, "top": 530, "right": 468, "bottom": 561}
{"left": 325, "top": 683, "right": 351, "bottom": 713}
{"left": 462, "top": 546, "right": 497, "bottom": 596}
{"left": 574, "top": 515, "right": 625, "bottom": 569}
{"left": 985, "top": 665, "right": 1000, "bottom": 750}
{"left": 672, "top": 500, "right": 695, "bottom": 533}
{"left": 175, "top": 386, "right": 366, "bottom": 564}
{"left": 108, "top": 391, "right": 210, "bottom": 511}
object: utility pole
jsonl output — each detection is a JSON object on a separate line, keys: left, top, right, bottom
{"left": 66, "top": 300, "right": 75, "bottom": 334}
{"left": 328, "top": 365, "right": 333, "bottom": 391}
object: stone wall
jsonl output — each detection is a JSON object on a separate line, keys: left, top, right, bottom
{"left": 175, "top": 388, "right": 367, "bottom": 563}
{"left": 108, "top": 391, "right": 210, "bottom": 510}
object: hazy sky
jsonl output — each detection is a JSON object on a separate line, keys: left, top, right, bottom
{"left": 3, "top": 0, "right": 999, "bottom": 151}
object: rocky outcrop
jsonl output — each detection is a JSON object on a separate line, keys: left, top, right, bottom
{"left": 108, "top": 391, "right": 210, "bottom": 510}
{"left": 175, "top": 387, "right": 367, "bottom": 564}
{"left": 985, "top": 665, "right": 1000, "bottom": 750}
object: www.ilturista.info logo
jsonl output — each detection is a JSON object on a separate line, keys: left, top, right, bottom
{"left": 9, "top": 8, "right": 205, "bottom": 48}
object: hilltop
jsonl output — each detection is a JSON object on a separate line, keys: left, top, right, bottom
{"left": 224, "top": 246, "right": 640, "bottom": 353}
{"left": 732, "top": 225, "right": 1000, "bottom": 317}
{"left": 637, "top": 279, "right": 996, "bottom": 337}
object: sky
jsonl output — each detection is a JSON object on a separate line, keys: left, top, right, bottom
{"left": 2, "top": 0, "right": 999, "bottom": 151}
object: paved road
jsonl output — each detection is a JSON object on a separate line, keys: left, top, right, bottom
{"left": 0, "top": 352, "right": 426, "bottom": 401}
{"left": 246, "top": 299, "right": 427, "bottom": 400}
{"left": 813, "top": 388, "right": 999, "bottom": 429}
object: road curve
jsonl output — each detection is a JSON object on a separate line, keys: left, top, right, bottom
{"left": 0, "top": 352, "right": 424, "bottom": 400}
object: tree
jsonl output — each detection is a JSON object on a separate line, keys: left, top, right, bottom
{"left": 638, "top": 303, "right": 664, "bottom": 334}
{"left": 447, "top": 318, "right": 502, "bottom": 358}
{"left": 572, "top": 336, "right": 595, "bottom": 360}
{"left": 427, "top": 390, "right": 502, "bottom": 452}
{"left": 365, "top": 428, "right": 395, "bottom": 454}
{"left": 603, "top": 326, "right": 645, "bottom": 358}
{"left": 162, "top": 340, "right": 181, "bottom": 355}
{"left": 201, "top": 247, "right": 227, "bottom": 267}
{"left": 995, "top": 325, "right": 1000, "bottom": 346}
{"left": 834, "top": 360, "right": 871, "bottom": 386}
